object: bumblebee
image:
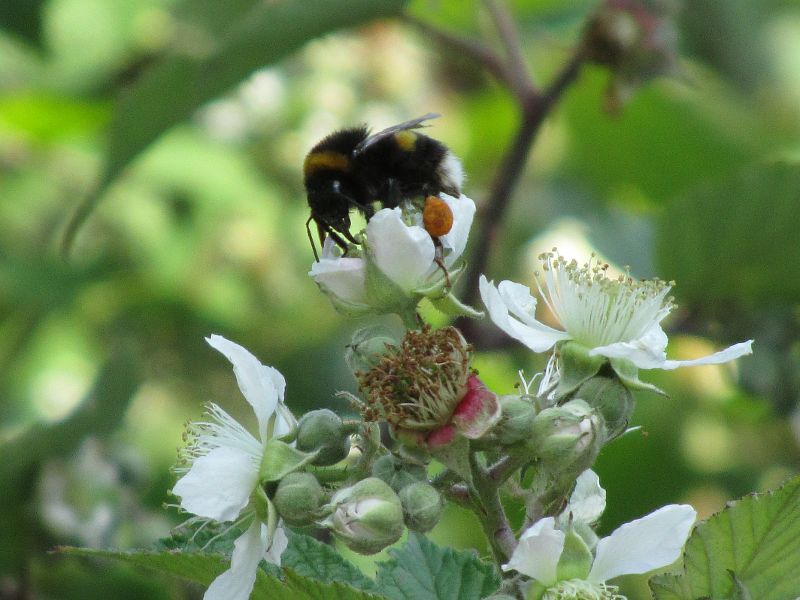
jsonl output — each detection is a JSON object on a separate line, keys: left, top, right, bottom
{"left": 303, "top": 113, "right": 463, "bottom": 260}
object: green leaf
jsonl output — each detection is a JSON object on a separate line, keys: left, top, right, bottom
{"left": 61, "top": 0, "right": 408, "bottom": 254}
{"left": 375, "top": 533, "right": 500, "bottom": 600}
{"left": 657, "top": 161, "right": 800, "bottom": 307}
{"left": 61, "top": 548, "right": 382, "bottom": 600}
{"left": 650, "top": 475, "right": 800, "bottom": 600}
{"left": 282, "top": 531, "right": 377, "bottom": 592}
{"left": 0, "top": 0, "right": 44, "bottom": 45}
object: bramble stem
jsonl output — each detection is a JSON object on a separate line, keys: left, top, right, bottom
{"left": 469, "top": 451, "right": 517, "bottom": 562}
{"left": 406, "top": 1, "right": 586, "bottom": 343}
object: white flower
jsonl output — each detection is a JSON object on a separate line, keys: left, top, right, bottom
{"left": 172, "top": 335, "right": 296, "bottom": 600}
{"left": 503, "top": 504, "right": 697, "bottom": 596}
{"left": 309, "top": 193, "right": 475, "bottom": 313}
{"left": 480, "top": 251, "right": 753, "bottom": 371}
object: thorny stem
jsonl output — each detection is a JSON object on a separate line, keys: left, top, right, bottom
{"left": 459, "top": 50, "right": 586, "bottom": 317}
{"left": 406, "top": 1, "right": 586, "bottom": 341}
{"left": 483, "top": 0, "right": 538, "bottom": 98}
{"left": 469, "top": 451, "right": 517, "bottom": 563}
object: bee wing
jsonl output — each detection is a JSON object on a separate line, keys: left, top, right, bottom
{"left": 353, "top": 112, "right": 440, "bottom": 156}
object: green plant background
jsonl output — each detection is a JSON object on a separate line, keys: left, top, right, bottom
{"left": 1, "top": 0, "right": 799, "bottom": 598}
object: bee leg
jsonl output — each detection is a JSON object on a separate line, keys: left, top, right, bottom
{"left": 327, "top": 228, "right": 353, "bottom": 255}
{"left": 432, "top": 237, "right": 451, "bottom": 290}
{"left": 306, "top": 216, "right": 320, "bottom": 262}
{"left": 385, "top": 178, "right": 401, "bottom": 209}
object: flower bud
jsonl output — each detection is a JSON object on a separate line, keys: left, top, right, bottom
{"left": 345, "top": 327, "right": 398, "bottom": 374}
{"left": 295, "top": 409, "right": 350, "bottom": 466}
{"left": 493, "top": 395, "right": 536, "bottom": 445}
{"left": 399, "top": 482, "right": 443, "bottom": 533}
{"left": 321, "top": 477, "right": 404, "bottom": 554}
{"left": 575, "top": 376, "right": 635, "bottom": 440}
{"left": 531, "top": 400, "right": 604, "bottom": 474}
{"left": 371, "top": 454, "right": 427, "bottom": 492}
{"left": 273, "top": 472, "right": 324, "bottom": 526}
{"left": 582, "top": 0, "right": 680, "bottom": 112}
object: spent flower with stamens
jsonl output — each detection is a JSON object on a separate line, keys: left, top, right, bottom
{"left": 480, "top": 250, "right": 753, "bottom": 374}
{"left": 355, "top": 326, "right": 500, "bottom": 446}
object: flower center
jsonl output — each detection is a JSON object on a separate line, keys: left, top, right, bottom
{"left": 356, "top": 326, "right": 472, "bottom": 431}
{"left": 542, "top": 579, "right": 626, "bottom": 600}
{"left": 536, "top": 250, "right": 674, "bottom": 348}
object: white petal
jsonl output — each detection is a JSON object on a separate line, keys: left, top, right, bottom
{"left": 309, "top": 239, "right": 368, "bottom": 306}
{"left": 589, "top": 325, "right": 669, "bottom": 370}
{"left": 367, "top": 208, "right": 434, "bottom": 291}
{"left": 566, "top": 469, "right": 606, "bottom": 524}
{"left": 480, "top": 276, "right": 570, "bottom": 353}
{"left": 588, "top": 504, "right": 696, "bottom": 582}
{"left": 204, "top": 520, "right": 266, "bottom": 600}
{"left": 273, "top": 402, "right": 297, "bottom": 439}
{"left": 659, "top": 340, "right": 753, "bottom": 370}
{"left": 265, "top": 523, "right": 289, "bottom": 565}
{"left": 502, "top": 517, "right": 564, "bottom": 586}
{"left": 592, "top": 328, "right": 754, "bottom": 372}
{"left": 206, "top": 335, "right": 280, "bottom": 440}
{"left": 173, "top": 446, "right": 257, "bottom": 522}
{"left": 438, "top": 193, "right": 475, "bottom": 265}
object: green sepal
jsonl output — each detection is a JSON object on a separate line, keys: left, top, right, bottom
{"left": 429, "top": 434, "right": 473, "bottom": 486}
{"left": 259, "top": 439, "right": 318, "bottom": 482}
{"left": 429, "top": 291, "right": 484, "bottom": 319}
{"left": 253, "top": 485, "right": 270, "bottom": 522}
{"left": 415, "top": 260, "right": 465, "bottom": 297}
{"left": 524, "top": 581, "right": 548, "bottom": 600}
{"left": 364, "top": 248, "right": 418, "bottom": 314}
{"left": 315, "top": 283, "right": 375, "bottom": 318}
{"left": 575, "top": 375, "right": 636, "bottom": 441}
{"left": 556, "top": 527, "right": 593, "bottom": 582}
{"left": 609, "top": 357, "right": 669, "bottom": 396}
{"left": 555, "top": 342, "right": 606, "bottom": 398}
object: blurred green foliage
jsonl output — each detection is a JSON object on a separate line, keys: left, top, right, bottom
{"left": 1, "top": 0, "right": 799, "bottom": 598}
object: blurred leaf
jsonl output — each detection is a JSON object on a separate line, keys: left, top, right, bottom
{"left": 562, "top": 69, "right": 760, "bottom": 203}
{"left": 282, "top": 531, "right": 378, "bottom": 593}
{"left": 0, "top": 93, "right": 111, "bottom": 142}
{"left": 0, "top": 349, "right": 140, "bottom": 576}
{"left": 375, "top": 533, "right": 500, "bottom": 600}
{"left": 0, "top": 0, "right": 44, "bottom": 45}
{"left": 62, "top": 0, "right": 408, "bottom": 254}
{"left": 657, "top": 161, "right": 800, "bottom": 307}
{"left": 61, "top": 548, "right": 383, "bottom": 600}
{"left": 650, "top": 475, "right": 800, "bottom": 600}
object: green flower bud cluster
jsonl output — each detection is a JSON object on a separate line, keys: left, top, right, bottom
{"left": 494, "top": 395, "right": 538, "bottom": 445}
{"left": 295, "top": 409, "right": 351, "bottom": 466}
{"left": 320, "top": 477, "right": 405, "bottom": 554}
{"left": 399, "top": 482, "right": 443, "bottom": 533}
{"left": 372, "top": 454, "right": 427, "bottom": 492}
{"left": 530, "top": 400, "right": 604, "bottom": 477}
{"left": 272, "top": 472, "right": 324, "bottom": 526}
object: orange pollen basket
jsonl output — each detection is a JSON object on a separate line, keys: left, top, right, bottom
{"left": 423, "top": 196, "right": 454, "bottom": 237}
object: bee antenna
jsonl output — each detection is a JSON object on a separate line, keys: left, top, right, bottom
{"left": 306, "top": 216, "right": 320, "bottom": 262}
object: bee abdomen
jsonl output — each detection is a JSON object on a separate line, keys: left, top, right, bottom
{"left": 436, "top": 150, "right": 463, "bottom": 196}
